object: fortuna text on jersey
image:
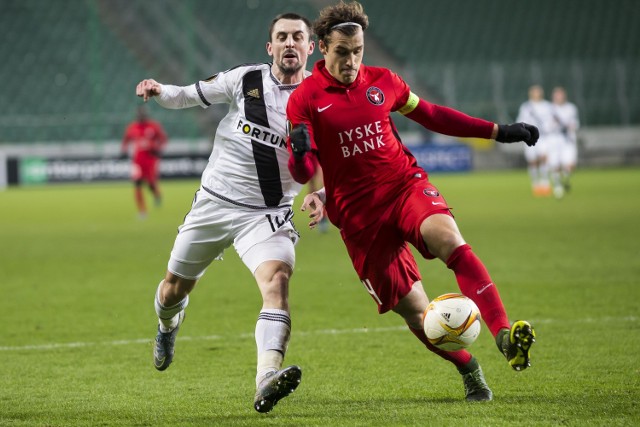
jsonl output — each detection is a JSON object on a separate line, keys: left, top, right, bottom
{"left": 237, "top": 118, "right": 287, "bottom": 149}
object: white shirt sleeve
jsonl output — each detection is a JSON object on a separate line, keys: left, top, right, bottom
{"left": 196, "top": 71, "right": 235, "bottom": 106}
{"left": 155, "top": 84, "right": 202, "bottom": 109}
{"left": 154, "top": 70, "right": 237, "bottom": 110}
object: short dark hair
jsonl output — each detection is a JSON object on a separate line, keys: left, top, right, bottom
{"left": 313, "top": 1, "right": 369, "bottom": 44}
{"left": 268, "top": 13, "right": 313, "bottom": 41}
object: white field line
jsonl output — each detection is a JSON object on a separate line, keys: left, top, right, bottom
{"left": 1, "top": 316, "right": 637, "bottom": 352}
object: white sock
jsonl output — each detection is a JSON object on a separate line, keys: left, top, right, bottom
{"left": 154, "top": 281, "right": 189, "bottom": 332}
{"left": 550, "top": 170, "right": 562, "bottom": 189}
{"left": 255, "top": 309, "right": 291, "bottom": 387}
{"left": 538, "top": 163, "right": 550, "bottom": 187}
{"left": 527, "top": 165, "right": 539, "bottom": 187}
{"left": 256, "top": 350, "right": 284, "bottom": 387}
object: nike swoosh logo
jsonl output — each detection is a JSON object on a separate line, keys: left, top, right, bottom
{"left": 317, "top": 104, "right": 333, "bottom": 112}
{"left": 477, "top": 283, "right": 494, "bottom": 294}
{"left": 431, "top": 201, "right": 444, "bottom": 206}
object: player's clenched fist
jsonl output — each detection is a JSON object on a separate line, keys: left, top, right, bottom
{"left": 496, "top": 122, "right": 539, "bottom": 146}
{"left": 136, "top": 79, "right": 162, "bottom": 102}
{"left": 290, "top": 124, "right": 311, "bottom": 158}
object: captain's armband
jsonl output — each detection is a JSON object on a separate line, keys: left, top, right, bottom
{"left": 397, "top": 92, "right": 420, "bottom": 115}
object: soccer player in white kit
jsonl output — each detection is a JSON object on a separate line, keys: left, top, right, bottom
{"left": 135, "top": 13, "right": 315, "bottom": 413}
{"left": 549, "top": 86, "right": 580, "bottom": 197}
{"left": 517, "top": 85, "right": 556, "bottom": 196}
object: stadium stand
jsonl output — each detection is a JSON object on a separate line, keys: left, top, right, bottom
{"left": 0, "top": 0, "right": 638, "bottom": 144}
{"left": 362, "top": 0, "right": 640, "bottom": 126}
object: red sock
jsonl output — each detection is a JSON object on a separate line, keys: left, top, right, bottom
{"left": 134, "top": 187, "right": 146, "bottom": 214}
{"left": 408, "top": 325, "right": 472, "bottom": 368}
{"left": 446, "top": 244, "right": 510, "bottom": 336}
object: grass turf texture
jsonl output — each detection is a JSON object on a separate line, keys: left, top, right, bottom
{"left": 1, "top": 168, "right": 639, "bottom": 426}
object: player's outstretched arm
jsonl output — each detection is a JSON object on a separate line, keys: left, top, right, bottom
{"left": 301, "top": 189, "right": 326, "bottom": 229}
{"left": 400, "top": 92, "right": 539, "bottom": 146}
{"left": 136, "top": 79, "right": 162, "bottom": 102}
{"left": 401, "top": 94, "right": 495, "bottom": 140}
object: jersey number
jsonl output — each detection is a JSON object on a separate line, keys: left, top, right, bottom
{"left": 265, "top": 209, "right": 294, "bottom": 233}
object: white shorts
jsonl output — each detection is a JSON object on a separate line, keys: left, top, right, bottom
{"left": 168, "top": 189, "right": 299, "bottom": 280}
{"left": 550, "top": 139, "right": 577, "bottom": 169}
{"left": 524, "top": 135, "right": 551, "bottom": 163}
{"left": 545, "top": 134, "right": 566, "bottom": 169}
{"left": 560, "top": 139, "right": 578, "bottom": 168}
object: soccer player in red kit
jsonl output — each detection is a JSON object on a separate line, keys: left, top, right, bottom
{"left": 287, "top": 1, "right": 538, "bottom": 401}
{"left": 121, "top": 106, "right": 168, "bottom": 217}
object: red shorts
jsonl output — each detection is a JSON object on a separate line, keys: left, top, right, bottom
{"left": 132, "top": 154, "right": 159, "bottom": 183}
{"left": 341, "top": 178, "right": 452, "bottom": 313}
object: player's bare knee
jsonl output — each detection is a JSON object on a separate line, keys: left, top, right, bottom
{"left": 425, "top": 231, "right": 463, "bottom": 261}
{"left": 393, "top": 283, "right": 428, "bottom": 329}
{"left": 392, "top": 303, "right": 424, "bottom": 329}
{"left": 162, "top": 274, "right": 196, "bottom": 304}
{"left": 258, "top": 270, "right": 290, "bottom": 308}
{"left": 266, "top": 270, "right": 290, "bottom": 295}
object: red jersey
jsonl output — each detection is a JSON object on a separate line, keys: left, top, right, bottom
{"left": 288, "top": 61, "right": 433, "bottom": 235}
{"left": 122, "top": 120, "right": 167, "bottom": 162}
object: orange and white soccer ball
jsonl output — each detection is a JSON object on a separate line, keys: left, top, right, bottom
{"left": 423, "top": 293, "right": 482, "bottom": 351}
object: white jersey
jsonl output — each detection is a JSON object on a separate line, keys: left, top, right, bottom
{"left": 552, "top": 102, "right": 580, "bottom": 143}
{"left": 516, "top": 100, "right": 560, "bottom": 136}
{"left": 157, "top": 63, "right": 305, "bottom": 209}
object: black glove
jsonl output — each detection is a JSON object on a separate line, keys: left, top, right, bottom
{"left": 496, "top": 123, "right": 539, "bottom": 147}
{"left": 290, "top": 124, "right": 311, "bottom": 158}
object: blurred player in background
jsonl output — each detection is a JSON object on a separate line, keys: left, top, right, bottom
{"left": 549, "top": 86, "right": 580, "bottom": 197}
{"left": 121, "top": 106, "right": 167, "bottom": 218}
{"left": 516, "top": 85, "right": 555, "bottom": 196}
{"left": 287, "top": 0, "right": 537, "bottom": 402}
{"left": 135, "top": 13, "right": 315, "bottom": 413}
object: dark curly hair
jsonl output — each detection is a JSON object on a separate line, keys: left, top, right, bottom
{"left": 313, "top": 1, "right": 369, "bottom": 45}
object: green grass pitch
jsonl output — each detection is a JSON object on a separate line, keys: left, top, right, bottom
{"left": 1, "top": 167, "right": 639, "bottom": 426}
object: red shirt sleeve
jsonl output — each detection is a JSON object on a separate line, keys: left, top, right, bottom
{"left": 287, "top": 151, "right": 317, "bottom": 183}
{"left": 405, "top": 98, "right": 494, "bottom": 139}
{"left": 390, "top": 71, "right": 412, "bottom": 111}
